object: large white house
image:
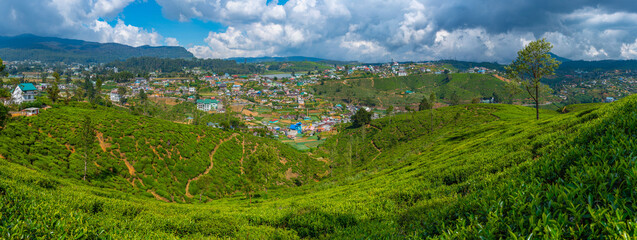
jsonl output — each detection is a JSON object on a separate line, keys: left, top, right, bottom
{"left": 196, "top": 99, "right": 220, "bottom": 111}
{"left": 110, "top": 89, "right": 121, "bottom": 102}
{"left": 12, "top": 83, "right": 38, "bottom": 105}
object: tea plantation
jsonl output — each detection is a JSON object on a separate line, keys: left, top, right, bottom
{"left": 313, "top": 73, "right": 529, "bottom": 107}
{"left": 1, "top": 95, "right": 636, "bottom": 238}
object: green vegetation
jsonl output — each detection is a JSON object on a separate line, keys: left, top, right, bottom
{"left": 506, "top": 38, "right": 561, "bottom": 119}
{"left": 0, "top": 102, "right": 326, "bottom": 202}
{"left": 106, "top": 57, "right": 260, "bottom": 75}
{"left": 314, "top": 73, "right": 528, "bottom": 108}
{"left": 350, "top": 108, "right": 372, "bottom": 128}
{"left": 265, "top": 61, "right": 331, "bottom": 73}
{"left": 1, "top": 92, "right": 636, "bottom": 238}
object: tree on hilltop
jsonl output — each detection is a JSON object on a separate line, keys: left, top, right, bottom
{"left": 505, "top": 39, "right": 560, "bottom": 120}
{"left": 351, "top": 108, "right": 372, "bottom": 128}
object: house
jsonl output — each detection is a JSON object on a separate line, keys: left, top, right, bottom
{"left": 232, "top": 84, "right": 241, "bottom": 92}
{"left": 196, "top": 99, "right": 220, "bottom": 111}
{"left": 12, "top": 83, "right": 38, "bottom": 104}
{"left": 110, "top": 89, "right": 121, "bottom": 102}
{"left": 22, "top": 107, "right": 40, "bottom": 116}
{"left": 605, "top": 97, "right": 615, "bottom": 103}
{"left": 480, "top": 97, "right": 495, "bottom": 104}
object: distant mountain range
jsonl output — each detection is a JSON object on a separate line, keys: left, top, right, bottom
{"left": 2, "top": 35, "right": 637, "bottom": 74}
{"left": 0, "top": 34, "right": 193, "bottom": 64}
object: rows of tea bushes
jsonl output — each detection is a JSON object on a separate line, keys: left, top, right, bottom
{"left": 408, "top": 94, "right": 637, "bottom": 238}
{"left": 1, "top": 95, "right": 635, "bottom": 238}
{"left": 313, "top": 73, "right": 526, "bottom": 107}
{"left": 0, "top": 102, "right": 327, "bottom": 203}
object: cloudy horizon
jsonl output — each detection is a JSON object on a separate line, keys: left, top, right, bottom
{"left": 2, "top": 0, "right": 637, "bottom": 63}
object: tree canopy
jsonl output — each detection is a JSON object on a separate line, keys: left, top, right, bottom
{"left": 0, "top": 57, "right": 5, "bottom": 74}
{"left": 351, "top": 108, "right": 372, "bottom": 128}
{"left": 505, "top": 38, "right": 560, "bottom": 120}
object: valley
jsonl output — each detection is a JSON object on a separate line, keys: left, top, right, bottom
{"left": 2, "top": 93, "right": 635, "bottom": 238}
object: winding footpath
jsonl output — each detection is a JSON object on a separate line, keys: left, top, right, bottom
{"left": 185, "top": 133, "right": 239, "bottom": 198}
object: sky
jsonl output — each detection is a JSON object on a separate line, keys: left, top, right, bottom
{"left": 2, "top": 0, "right": 637, "bottom": 63}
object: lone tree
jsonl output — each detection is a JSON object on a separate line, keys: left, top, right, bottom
{"left": 80, "top": 116, "right": 95, "bottom": 181}
{"left": 351, "top": 108, "right": 372, "bottom": 128}
{"left": 419, "top": 96, "right": 431, "bottom": 111}
{"left": 449, "top": 91, "right": 460, "bottom": 106}
{"left": 46, "top": 72, "right": 61, "bottom": 104}
{"left": 139, "top": 89, "right": 147, "bottom": 103}
{"left": 505, "top": 39, "right": 560, "bottom": 120}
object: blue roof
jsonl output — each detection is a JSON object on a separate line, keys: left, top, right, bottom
{"left": 19, "top": 83, "right": 37, "bottom": 91}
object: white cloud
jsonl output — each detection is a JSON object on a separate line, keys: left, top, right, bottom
{"left": 620, "top": 39, "right": 637, "bottom": 59}
{"left": 165, "top": 37, "right": 180, "bottom": 46}
{"left": 5, "top": 0, "right": 637, "bottom": 61}
{"left": 0, "top": 0, "right": 164, "bottom": 48}
{"left": 169, "top": 1, "right": 637, "bottom": 62}
{"left": 90, "top": 19, "right": 162, "bottom": 47}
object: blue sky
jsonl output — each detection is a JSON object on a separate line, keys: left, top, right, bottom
{"left": 1, "top": 0, "right": 637, "bottom": 62}
{"left": 108, "top": 0, "right": 224, "bottom": 47}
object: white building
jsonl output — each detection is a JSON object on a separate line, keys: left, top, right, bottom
{"left": 196, "top": 99, "right": 220, "bottom": 111}
{"left": 110, "top": 89, "right": 121, "bottom": 102}
{"left": 12, "top": 83, "right": 38, "bottom": 105}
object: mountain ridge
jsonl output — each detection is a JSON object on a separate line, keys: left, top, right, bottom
{"left": 0, "top": 34, "right": 194, "bottom": 63}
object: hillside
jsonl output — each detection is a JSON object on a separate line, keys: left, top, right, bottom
{"left": 0, "top": 95, "right": 635, "bottom": 238}
{"left": 0, "top": 103, "right": 326, "bottom": 203}
{"left": 313, "top": 73, "right": 532, "bottom": 107}
{"left": 105, "top": 57, "right": 258, "bottom": 74}
{"left": 0, "top": 34, "right": 194, "bottom": 63}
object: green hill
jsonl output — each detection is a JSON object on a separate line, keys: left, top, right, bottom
{"left": 1, "top": 95, "right": 636, "bottom": 238}
{"left": 0, "top": 34, "right": 194, "bottom": 63}
{"left": 0, "top": 103, "right": 326, "bottom": 203}
{"left": 313, "top": 73, "right": 534, "bottom": 107}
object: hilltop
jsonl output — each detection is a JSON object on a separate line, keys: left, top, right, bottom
{"left": 0, "top": 95, "right": 635, "bottom": 238}
{"left": 313, "top": 73, "right": 533, "bottom": 107}
{"left": 0, "top": 34, "right": 194, "bottom": 63}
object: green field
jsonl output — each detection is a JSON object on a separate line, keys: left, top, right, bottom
{"left": 1, "top": 95, "right": 636, "bottom": 238}
{"left": 313, "top": 73, "right": 536, "bottom": 108}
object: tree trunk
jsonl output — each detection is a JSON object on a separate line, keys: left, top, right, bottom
{"left": 535, "top": 84, "right": 539, "bottom": 120}
{"left": 83, "top": 153, "right": 87, "bottom": 181}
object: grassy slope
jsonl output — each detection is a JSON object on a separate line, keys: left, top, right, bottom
{"left": 313, "top": 73, "right": 526, "bottom": 107}
{"left": 0, "top": 103, "right": 327, "bottom": 203}
{"left": 1, "top": 96, "right": 636, "bottom": 238}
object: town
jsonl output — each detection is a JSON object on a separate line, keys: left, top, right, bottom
{"left": 2, "top": 58, "right": 635, "bottom": 150}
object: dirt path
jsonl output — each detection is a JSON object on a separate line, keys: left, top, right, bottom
{"left": 147, "top": 189, "right": 170, "bottom": 202}
{"left": 185, "top": 133, "right": 239, "bottom": 198}
{"left": 493, "top": 74, "right": 511, "bottom": 83}
{"left": 285, "top": 168, "right": 299, "bottom": 180}
{"left": 96, "top": 131, "right": 110, "bottom": 152}
{"left": 119, "top": 151, "right": 136, "bottom": 176}
{"left": 368, "top": 124, "right": 382, "bottom": 131}
{"left": 371, "top": 140, "right": 382, "bottom": 161}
